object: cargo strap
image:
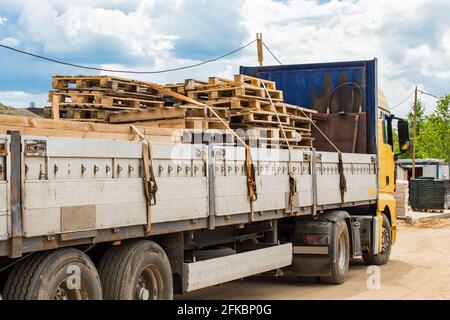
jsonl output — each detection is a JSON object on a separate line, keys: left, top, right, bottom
{"left": 261, "top": 82, "right": 297, "bottom": 214}
{"left": 338, "top": 152, "right": 347, "bottom": 205}
{"left": 245, "top": 145, "right": 258, "bottom": 219}
{"left": 298, "top": 108, "right": 347, "bottom": 205}
{"left": 135, "top": 81, "right": 258, "bottom": 220}
{"left": 131, "top": 125, "right": 158, "bottom": 235}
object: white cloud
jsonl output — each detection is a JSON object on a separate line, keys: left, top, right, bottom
{"left": 0, "top": 0, "right": 448, "bottom": 116}
{"left": 0, "top": 91, "right": 48, "bottom": 108}
{"left": 0, "top": 37, "right": 20, "bottom": 46}
{"left": 239, "top": 0, "right": 450, "bottom": 116}
{"left": 0, "top": 16, "right": 6, "bottom": 25}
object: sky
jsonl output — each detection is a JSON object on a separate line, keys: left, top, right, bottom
{"left": 0, "top": 0, "right": 449, "bottom": 118}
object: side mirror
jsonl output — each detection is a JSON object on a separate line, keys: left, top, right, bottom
{"left": 397, "top": 119, "right": 410, "bottom": 154}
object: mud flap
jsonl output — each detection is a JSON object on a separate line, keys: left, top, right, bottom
{"left": 291, "top": 210, "right": 350, "bottom": 277}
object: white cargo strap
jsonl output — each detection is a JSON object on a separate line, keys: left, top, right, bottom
{"left": 131, "top": 125, "right": 158, "bottom": 235}
{"left": 261, "top": 82, "right": 297, "bottom": 214}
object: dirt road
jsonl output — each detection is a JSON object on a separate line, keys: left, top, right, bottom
{"left": 181, "top": 218, "right": 450, "bottom": 300}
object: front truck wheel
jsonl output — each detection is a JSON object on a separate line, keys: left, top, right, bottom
{"left": 363, "top": 214, "right": 392, "bottom": 266}
{"left": 320, "top": 220, "right": 350, "bottom": 284}
{"left": 2, "top": 248, "right": 102, "bottom": 300}
{"left": 98, "top": 240, "right": 173, "bottom": 300}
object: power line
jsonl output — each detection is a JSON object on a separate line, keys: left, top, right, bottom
{"left": 263, "top": 42, "right": 283, "bottom": 65}
{"left": 418, "top": 90, "right": 440, "bottom": 99}
{"left": 0, "top": 40, "right": 256, "bottom": 74}
{"left": 391, "top": 91, "right": 414, "bottom": 110}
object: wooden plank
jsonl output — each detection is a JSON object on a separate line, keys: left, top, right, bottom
{"left": 51, "top": 95, "right": 60, "bottom": 120}
{"left": 0, "top": 125, "right": 180, "bottom": 143}
{"left": 0, "top": 114, "right": 176, "bottom": 136}
{"left": 109, "top": 108, "right": 186, "bottom": 124}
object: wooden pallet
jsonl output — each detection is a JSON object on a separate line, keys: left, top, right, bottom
{"left": 205, "top": 98, "right": 251, "bottom": 110}
{"left": 108, "top": 108, "right": 186, "bottom": 124}
{"left": 413, "top": 208, "right": 445, "bottom": 213}
{"left": 52, "top": 75, "right": 161, "bottom": 96}
{"left": 234, "top": 74, "right": 277, "bottom": 90}
{"left": 59, "top": 107, "right": 110, "bottom": 122}
{"left": 181, "top": 104, "right": 229, "bottom": 119}
{"left": 164, "top": 83, "right": 186, "bottom": 95}
{"left": 45, "top": 106, "right": 111, "bottom": 122}
{"left": 182, "top": 130, "right": 235, "bottom": 145}
{"left": 230, "top": 111, "right": 290, "bottom": 126}
{"left": 50, "top": 90, "right": 164, "bottom": 109}
{"left": 48, "top": 73, "right": 317, "bottom": 151}
{"left": 185, "top": 118, "right": 229, "bottom": 130}
{"left": 188, "top": 85, "right": 283, "bottom": 101}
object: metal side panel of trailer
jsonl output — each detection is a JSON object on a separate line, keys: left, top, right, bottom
{"left": 212, "top": 145, "right": 377, "bottom": 216}
{"left": 0, "top": 134, "right": 377, "bottom": 256}
{"left": 0, "top": 135, "right": 9, "bottom": 241}
{"left": 21, "top": 136, "right": 208, "bottom": 237}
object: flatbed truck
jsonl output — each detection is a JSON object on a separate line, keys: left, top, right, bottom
{"left": 0, "top": 59, "right": 409, "bottom": 300}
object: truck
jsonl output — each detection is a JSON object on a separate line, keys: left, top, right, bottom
{"left": 0, "top": 58, "right": 410, "bottom": 300}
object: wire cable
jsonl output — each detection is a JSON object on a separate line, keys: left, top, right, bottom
{"left": 0, "top": 40, "right": 256, "bottom": 74}
{"left": 390, "top": 91, "right": 414, "bottom": 111}
{"left": 263, "top": 42, "right": 283, "bottom": 65}
{"left": 418, "top": 90, "right": 440, "bottom": 99}
{"left": 328, "top": 82, "right": 362, "bottom": 113}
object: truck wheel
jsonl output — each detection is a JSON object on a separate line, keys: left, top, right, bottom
{"left": 363, "top": 214, "right": 392, "bottom": 266}
{"left": 98, "top": 240, "right": 173, "bottom": 300}
{"left": 2, "top": 248, "right": 102, "bottom": 300}
{"left": 320, "top": 220, "right": 350, "bottom": 284}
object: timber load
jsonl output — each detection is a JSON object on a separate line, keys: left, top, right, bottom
{"left": 45, "top": 74, "right": 316, "bottom": 149}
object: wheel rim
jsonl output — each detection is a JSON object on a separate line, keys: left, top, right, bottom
{"left": 135, "top": 264, "right": 164, "bottom": 300}
{"left": 53, "top": 279, "right": 86, "bottom": 300}
{"left": 381, "top": 226, "right": 390, "bottom": 254}
{"left": 338, "top": 233, "right": 346, "bottom": 271}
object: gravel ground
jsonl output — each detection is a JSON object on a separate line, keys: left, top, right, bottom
{"left": 180, "top": 217, "right": 450, "bottom": 300}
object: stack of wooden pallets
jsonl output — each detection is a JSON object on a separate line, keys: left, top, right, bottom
{"left": 46, "top": 75, "right": 165, "bottom": 122}
{"left": 45, "top": 74, "right": 316, "bottom": 149}
{"left": 164, "top": 74, "right": 315, "bottom": 148}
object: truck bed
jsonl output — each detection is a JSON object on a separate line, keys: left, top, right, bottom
{"left": 0, "top": 134, "right": 377, "bottom": 257}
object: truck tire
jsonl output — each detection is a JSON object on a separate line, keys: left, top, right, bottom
{"left": 2, "top": 248, "right": 102, "bottom": 300}
{"left": 98, "top": 240, "right": 173, "bottom": 300}
{"left": 363, "top": 214, "right": 392, "bottom": 266}
{"left": 320, "top": 220, "right": 350, "bottom": 284}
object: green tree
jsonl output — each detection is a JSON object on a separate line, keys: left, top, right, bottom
{"left": 398, "top": 99, "right": 426, "bottom": 159}
{"left": 417, "top": 94, "right": 450, "bottom": 161}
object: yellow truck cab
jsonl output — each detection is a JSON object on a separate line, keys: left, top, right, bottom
{"left": 378, "top": 90, "right": 410, "bottom": 247}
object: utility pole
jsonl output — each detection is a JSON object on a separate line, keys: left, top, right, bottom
{"left": 412, "top": 86, "right": 418, "bottom": 179}
{"left": 256, "top": 33, "right": 264, "bottom": 66}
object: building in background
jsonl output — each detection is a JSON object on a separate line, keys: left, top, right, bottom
{"left": 397, "top": 159, "right": 449, "bottom": 181}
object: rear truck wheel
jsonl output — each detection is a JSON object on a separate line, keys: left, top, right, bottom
{"left": 320, "top": 220, "right": 350, "bottom": 284}
{"left": 98, "top": 240, "right": 173, "bottom": 300}
{"left": 2, "top": 248, "right": 102, "bottom": 300}
{"left": 363, "top": 214, "right": 392, "bottom": 266}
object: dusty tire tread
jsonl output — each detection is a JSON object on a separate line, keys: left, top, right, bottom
{"left": 98, "top": 240, "right": 172, "bottom": 300}
{"left": 98, "top": 240, "right": 139, "bottom": 300}
{"left": 3, "top": 249, "right": 102, "bottom": 300}
{"left": 3, "top": 252, "right": 47, "bottom": 300}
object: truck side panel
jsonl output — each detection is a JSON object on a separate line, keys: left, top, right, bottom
{"left": 2, "top": 135, "right": 377, "bottom": 254}
{"left": 21, "top": 136, "right": 208, "bottom": 237}
{"left": 213, "top": 146, "right": 376, "bottom": 216}
{"left": 0, "top": 136, "right": 8, "bottom": 241}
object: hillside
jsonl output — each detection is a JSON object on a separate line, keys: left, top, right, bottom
{"left": 0, "top": 102, "right": 42, "bottom": 117}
